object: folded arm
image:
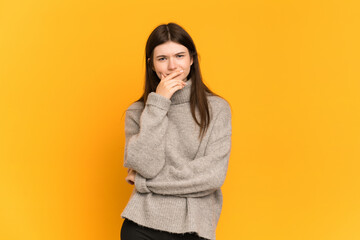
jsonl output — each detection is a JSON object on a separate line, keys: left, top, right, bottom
{"left": 134, "top": 104, "right": 232, "bottom": 197}
{"left": 123, "top": 92, "right": 171, "bottom": 178}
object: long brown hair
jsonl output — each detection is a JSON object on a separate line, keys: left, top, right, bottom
{"left": 130, "top": 22, "right": 223, "bottom": 140}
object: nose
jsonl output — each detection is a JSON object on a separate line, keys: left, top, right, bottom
{"left": 168, "top": 57, "right": 177, "bottom": 71}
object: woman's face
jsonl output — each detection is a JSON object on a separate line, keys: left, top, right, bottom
{"left": 151, "top": 41, "right": 193, "bottom": 81}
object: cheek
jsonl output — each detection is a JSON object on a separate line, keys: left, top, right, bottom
{"left": 183, "top": 62, "right": 192, "bottom": 71}
{"left": 177, "top": 62, "right": 188, "bottom": 70}
{"left": 183, "top": 59, "right": 192, "bottom": 69}
{"left": 154, "top": 64, "right": 166, "bottom": 73}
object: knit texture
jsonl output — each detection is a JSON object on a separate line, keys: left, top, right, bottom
{"left": 121, "top": 78, "right": 232, "bottom": 240}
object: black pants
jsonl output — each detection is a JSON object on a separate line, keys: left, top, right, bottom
{"left": 121, "top": 218, "right": 207, "bottom": 240}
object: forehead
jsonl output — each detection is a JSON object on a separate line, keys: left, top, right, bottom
{"left": 153, "top": 41, "right": 189, "bottom": 55}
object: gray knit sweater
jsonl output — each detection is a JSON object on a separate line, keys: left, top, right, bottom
{"left": 121, "top": 78, "right": 232, "bottom": 240}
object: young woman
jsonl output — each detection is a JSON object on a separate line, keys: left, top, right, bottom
{"left": 120, "top": 22, "right": 232, "bottom": 240}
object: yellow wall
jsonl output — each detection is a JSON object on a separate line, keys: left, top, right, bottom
{"left": 1, "top": 0, "right": 359, "bottom": 239}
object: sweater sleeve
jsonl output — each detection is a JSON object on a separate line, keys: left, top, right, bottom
{"left": 134, "top": 103, "right": 232, "bottom": 197}
{"left": 123, "top": 92, "right": 171, "bottom": 179}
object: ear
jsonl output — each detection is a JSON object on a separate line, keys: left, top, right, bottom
{"left": 190, "top": 56, "right": 193, "bottom": 66}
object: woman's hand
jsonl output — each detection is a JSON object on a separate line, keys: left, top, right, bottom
{"left": 155, "top": 67, "right": 187, "bottom": 99}
{"left": 125, "top": 168, "right": 136, "bottom": 185}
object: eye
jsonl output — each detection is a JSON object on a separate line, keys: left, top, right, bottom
{"left": 177, "top": 55, "right": 184, "bottom": 58}
{"left": 158, "top": 57, "right": 166, "bottom": 61}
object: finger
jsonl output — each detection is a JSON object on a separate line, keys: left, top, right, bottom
{"left": 165, "top": 80, "right": 186, "bottom": 89}
{"left": 161, "top": 73, "right": 169, "bottom": 82}
{"left": 126, "top": 178, "right": 134, "bottom": 185}
{"left": 169, "top": 84, "right": 186, "bottom": 94}
{"left": 163, "top": 68, "right": 184, "bottom": 81}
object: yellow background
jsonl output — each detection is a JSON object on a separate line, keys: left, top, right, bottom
{"left": 1, "top": 0, "right": 359, "bottom": 239}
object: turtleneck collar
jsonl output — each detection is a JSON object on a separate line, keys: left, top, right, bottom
{"left": 170, "top": 78, "right": 192, "bottom": 105}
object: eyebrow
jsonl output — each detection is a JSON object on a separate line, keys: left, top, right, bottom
{"left": 155, "top": 52, "right": 187, "bottom": 58}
